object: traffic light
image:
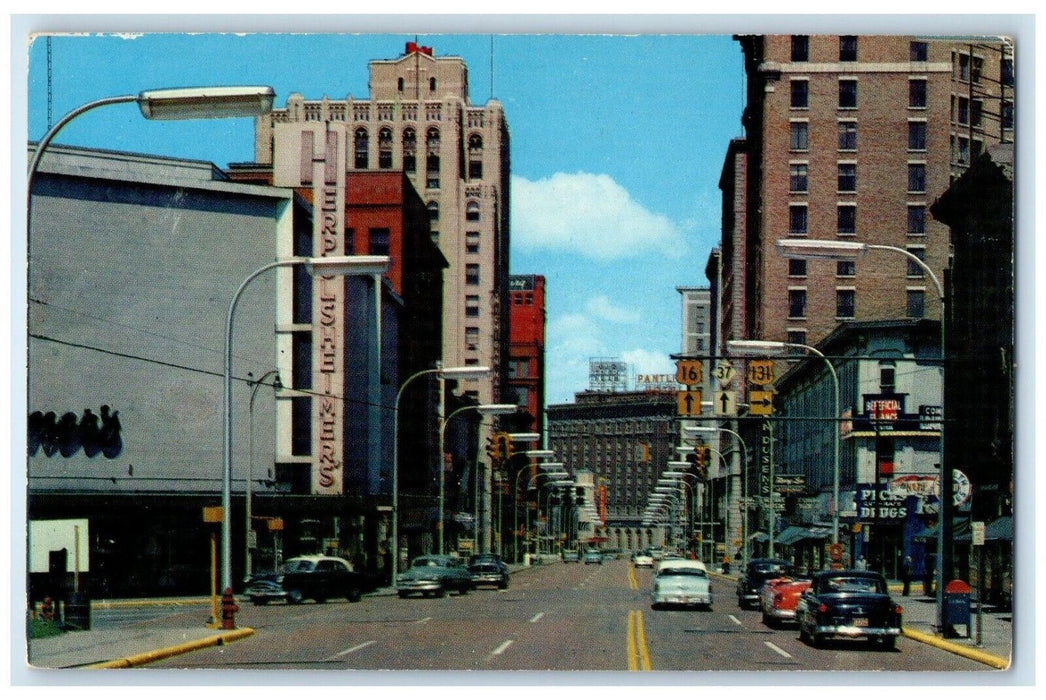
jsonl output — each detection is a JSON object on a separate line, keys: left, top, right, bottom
{"left": 575, "top": 486, "right": 585, "bottom": 506}
{"left": 485, "top": 435, "right": 500, "bottom": 460}
{"left": 695, "top": 444, "right": 706, "bottom": 470}
{"left": 502, "top": 434, "right": 514, "bottom": 460}
{"left": 28, "top": 405, "right": 122, "bottom": 459}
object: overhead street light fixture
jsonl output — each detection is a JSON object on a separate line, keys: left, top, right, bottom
{"left": 775, "top": 238, "right": 869, "bottom": 261}
{"left": 136, "top": 86, "right": 276, "bottom": 120}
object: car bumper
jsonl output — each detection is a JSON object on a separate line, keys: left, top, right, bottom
{"left": 814, "top": 624, "right": 901, "bottom": 638}
{"left": 244, "top": 583, "right": 287, "bottom": 600}
{"left": 765, "top": 607, "right": 798, "bottom": 620}
{"left": 396, "top": 581, "right": 442, "bottom": 593}
{"left": 471, "top": 575, "right": 506, "bottom": 586}
{"left": 653, "top": 592, "right": 712, "bottom": 606}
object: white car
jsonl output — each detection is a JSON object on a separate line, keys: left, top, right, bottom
{"left": 633, "top": 551, "right": 654, "bottom": 568}
{"left": 651, "top": 559, "right": 713, "bottom": 610}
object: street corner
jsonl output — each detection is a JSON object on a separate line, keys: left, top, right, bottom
{"left": 87, "top": 627, "right": 255, "bottom": 669}
{"left": 901, "top": 627, "right": 1009, "bottom": 670}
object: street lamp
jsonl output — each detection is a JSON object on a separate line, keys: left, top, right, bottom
{"left": 392, "top": 364, "right": 491, "bottom": 583}
{"left": 438, "top": 403, "right": 517, "bottom": 554}
{"left": 514, "top": 457, "right": 563, "bottom": 562}
{"left": 224, "top": 255, "right": 389, "bottom": 593}
{"left": 777, "top": 237, "right": 947, "bottom": 625}
{"left": 246, "top": 369, "right": 281, "bottom": 577}
{"left": 685, "top": 424, "right": 751, "bottom": 566}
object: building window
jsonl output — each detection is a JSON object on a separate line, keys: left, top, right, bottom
{"left": 907, "top": 289, "right": 926, "bottom": 318}
{"left": 429, "top": 77, "right": 437, "bottom": 92}
{"left": 791, "top": 80, "right": 809, "bottom": 109}
{"left": 788, "top": 259, "right": 807, "bottom": 277}
{"left": 468, "top": 133, "right": 483, "bottom": 180}
{"left": 837, "top": 163, "right": 856, "bottom": 192}
{"left": 427, "top": 201, "right": 439, "bottom": 222}
{"left": 465, "top": 263, "right": 480, "bottom": 286}
{"left": 368, "top": 227, "right": 390, "bottom": 256}
{"left": 402, "top": 128, "right": 416, "bottom": 173}
{"left": 788, "top": 289, "right": 807, "bottom": 319}
{"left": 1001, "top": 58, "right": 1014, "bottom": 86}
{"left": 787, "top": 329, "right": 807, "bottom": 346}
{"left": 465, "top": 326, "right": 479, "bottom": 351}
{"left": 791, "top": 35, "right": 809, "bottom": 62}
{"left": 466, "top": 231, "right": 480, "bottom": 254}
{"left": 378, "top": 127, "right": 393, "bottom": 169}
{"left": 836, "top": 288, "right": 856, "bottom": 318}
{"left": 790, "top": 121, "right": 810, "bottom": 151}
{"left": 954, "top": 135, "right": 970, "bottom": 165}
{"left": 397, "top": 77, "right": 405, "bottom": 92}
{"left": 956, "top": 53, "right": 983, "bottom": 84}
{"left": 789, "top": 163, "right": 808, "bottom": 193}
{"left": 908, "top": 121, "right": 927, "bottom": 151}
{"left": 426, "top": 127, "right": 440, "bottom": 188}
{"left": 880, "top": 362, "right": 897, "bottom": 393}
{"left": 908, "top": 163, "right": 926, "bottom": 193}
{"left": 838, "top": 121, "right": 857, "bottom": 150}
{"left": 839, "top": 35, "right": 858, "bottom": 61}
{"left": 910, "top": 41, "right": 928, "bottom": 61}
{"left": 837, "top": 204, "right": 857, "bottom": 235}
{"left": 789, "top": 204, "right": 808, "bottom": 235}
{"left": 956, "top": 96, "right": 970, "bottom": 125}
{"left": 1002, "top": 100, "right": 1014, "bottom": 130}
{"left": 509, "top": 358, "right": 531, "bottom": 379}
{"left": 466, "top": 295, "right": 481, "bottom": 317}
{"left": 909, "top": 79, "right": 927, "bottom": 108}
{"left": 906, "top": 246, "right": 926, "bottom": 278}
{"left": 907, "top": 205, "right": 926, "bottom": 235}
{"left": 839, "top": 79, "right": 858, "bottom": 109}
{"left": 354, "top": 127, "right": 369, "bottom": 169}
{"left": 837, "top": 260, "right": 856, "bottom": 277}
{"left": 466, "top": 201, "right": 481, "bottom": 221}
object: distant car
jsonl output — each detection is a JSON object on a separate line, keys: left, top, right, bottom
{"left": 651, "top": 559, "right": 712, "bottom": 610}
{"left": 796, "top": 570, "right": 903, "bottom": 649}
{"left": 396, "top": 555, "right": 474, "bottom": 598}
{"left": 562, "top": 549, "right": 580, "bottom": 563}
{"left": 633, "top": 551, "right": 654, "bottom": 568}
{"left": 468, "top": 554, "right": 510, "bottom": 589}
{"left": 759, "top": 576, "right": 812, "bottom": 626}
{"left": 583, "top": 549, "right": 603, "bottom": 565}
{"left": 737, "top": 558, "right": 793, "bottom": 609}
{"left": 244, "top": 554, "right": 366, "bottom": 605}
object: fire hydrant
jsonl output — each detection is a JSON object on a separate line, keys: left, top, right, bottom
{"left": 220, "top": 587, "right": 239, "bottom": 630}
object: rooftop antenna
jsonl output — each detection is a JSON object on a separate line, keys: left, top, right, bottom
{"left": 490, "top": 34, "right": 495, "bottom": 99}
{"left": 46, "top": 35, "right": 53, "bottom": 130}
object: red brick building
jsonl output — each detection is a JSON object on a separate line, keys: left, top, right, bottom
{"left": 507, "top": 275, "right": 546, "bottom": 435}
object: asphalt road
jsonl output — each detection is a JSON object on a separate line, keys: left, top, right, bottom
{"left": 150, "top": 558, "right": 993, "bottom": 673}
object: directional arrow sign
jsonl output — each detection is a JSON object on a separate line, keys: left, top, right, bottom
{"left": 749, "top": 390, "right": 774, "bottom": 416}
{"left": 714, "top": 389, "right": 737, "bottom": 416}
{"left": 677, "top": 389, "right": 702, "bottom": 417}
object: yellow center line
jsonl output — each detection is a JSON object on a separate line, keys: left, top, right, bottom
{"left": 626, "top": 608, "right": 652, "bottom": 671}
{"left": 635, "top": 609, "right": 652, "bottom": 670}
{"left": 628, "top": 566, "right": 639, "bottom": 590}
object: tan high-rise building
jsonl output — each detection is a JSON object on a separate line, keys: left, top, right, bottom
{"left": 254, "top": 42, "right": 511, "bottom": 410}
{"left": 727, "top": 34, "right": 1014, "bottom": 347}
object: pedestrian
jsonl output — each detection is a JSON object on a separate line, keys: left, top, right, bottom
{"left": 856, "top": 555, "right": 867, "bottom": 570}
{"left": 901, "top": 555, "right": 913, "bottom": 596}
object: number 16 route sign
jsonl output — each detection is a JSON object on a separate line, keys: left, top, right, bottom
{"left": 676, "top": 360, "right": 703, "bottom": 387}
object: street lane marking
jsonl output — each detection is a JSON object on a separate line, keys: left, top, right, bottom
{"left": 491, "top": 640, "right": 514, "bottom": 656}
{"left": 628, "top": 566, "right": 639, "bottom": 590}
{"left": 415, "top": 617, "right": 431, "bottom": 624}
{"left": 764, "top": 641, "right": 792, "bottom": 658}
{"left": 530, "top": 612, "right": 545, "bottom": 623}
{"left": 330, "top": 640, "right": 376, "bottom": 658}
{"left": 728, "top": 615, "right": 744, "bottom": 627}
{"left": 627, "top": 609, "right": 652, "bottom": 671}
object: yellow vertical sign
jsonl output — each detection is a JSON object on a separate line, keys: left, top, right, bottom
{"left": 747, "top": 359, "right": 775, "bottom": 386}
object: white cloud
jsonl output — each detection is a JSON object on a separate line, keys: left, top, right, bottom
{"left": 621, "top": 348, "right": 677, "bottom": 378}
{"left": 585, "top": 295, "right": 640, "bottom": 324}
{"left": 511, "top": 172, "right": 686, "bottom": 260}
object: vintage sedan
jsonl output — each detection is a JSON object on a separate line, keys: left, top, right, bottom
{"left": 759, "top": 576, "right": 812, "bottom": 626}
{"left": 468, "top": 554, "right": 510, "bottom": 589}
{"left": 583, "top": 549, "right": 604, "bottom": 565}
{"left": 243, "top": 555, "right": 366, "bottom": 605}
{"left": 736, "top": 558, "right": 793, "bottom": 609}
{"left": 396, "top": 555, "right": 474, "bottom": 598}
{"left": 632, "top": 550, "right": 655, "bottom": 568}
{"left": 651, "top": 559, "right": 712, "bottom": 610}
{"left": 796, "top": 570, "right": 903, "bottom": 649}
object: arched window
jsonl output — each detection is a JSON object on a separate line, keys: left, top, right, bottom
{"left": 354, "top": 127, "right": 369, "bottom": 169}
{"left": 426, "top": 127, "right": 441, "bottom": 188}
{"left": 402, "top": 128, "right": 416, "bottom": 173}
{"left": 465, "top": 201, "right": 481, "bottom": 222}
{"left": 468, "top": 133, "right": 483, "bottom": 179}
{"left": 397, "top": 77, "right": 404, "bottom": 92}
{"left": 430, "top": 77, "right": 437, "bottom": 92}
{"left": 378, "top": 127, "right": 393, "bottom": 169}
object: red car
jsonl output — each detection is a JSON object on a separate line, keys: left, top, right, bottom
{"left": 760, "top": 576, "right": 812, "bottom": 626}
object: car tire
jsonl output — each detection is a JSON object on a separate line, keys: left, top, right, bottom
{"left": 880, "top": 635, "right": 896, "bottom": 651}
{"left": 287, "top": 589, "right": 304, "bottom": 604}
{"left": 762, "top": 610, "right": 771, "bottom": 626}
{"left": 251, "top": 596, "right": 267, "bottom": 606}
{"left": 498, "top": 580, "right": 508, "bottom": 590}
{"left": 347, "top": 587, "right": 362, "bottom": 603}
{"left": 398, "top": 591, "right": 409, "bottom": 599}
{"left": 436, "top": 587, "right": 447, "bottom": 598}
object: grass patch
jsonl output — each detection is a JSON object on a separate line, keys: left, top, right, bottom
{"left": 29, "top": 619, "right": 65, "bottom": 639}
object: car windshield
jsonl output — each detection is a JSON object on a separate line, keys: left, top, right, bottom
{"left": 820, "top": 576, "right": 885, "bottom": 594}
{"left": 280, "top": 559, "right": 316, "bottom": 573}
{"left": 413, "top": 558, "right": 444, "bottom": 568}
{"left": 659, "top": 567, "right": 707, "bottom": 577}
{"left": 753, "top": 562, "right": 790, "bottom": 575}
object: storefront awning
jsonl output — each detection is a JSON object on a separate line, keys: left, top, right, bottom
{"left": 984, "top": 516, "right": 1013, "bottom": 542}
{"left": 749, "top": 531, "right": 769, "bottom": 543}
{"left": 776, "top": 526, "right": 809, "bottom": 546}
{"left": 913, "top": 517, "right": 970, "bottom": 542}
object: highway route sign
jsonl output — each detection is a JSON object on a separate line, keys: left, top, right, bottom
{"left": 713, "top": 360, "right": 737, "bottom": 385}
{"left": 676, "top": 389, "right": 703, "bottom": 417}
{"left": 749, "top": 390, "right": 774, "bottom": 415}
{"left": 747, "top": 359, "right": 775, "bottom": 385}
{"left": 714, "top": 390, "right": 737, "bottom": 416}
{"left": 675, "top": 360, "right": 703, "bottom": 387}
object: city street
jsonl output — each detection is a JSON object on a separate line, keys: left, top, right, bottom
{"left": 149, "top": 560, "right": 993, "bottom": 673}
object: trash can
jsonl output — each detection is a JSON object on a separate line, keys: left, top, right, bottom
{"left": 63, "top": 592, "right": 91, "bottom": 631}
{"left": 942, "top": 579, "right": 971, "bottom": 638}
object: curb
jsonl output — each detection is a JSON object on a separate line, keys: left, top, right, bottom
{"left": 85, "top": 627, "right": 255, "bottom": 669}
{"left": 901, "top": 627, "right": 1009, "bottom": 670}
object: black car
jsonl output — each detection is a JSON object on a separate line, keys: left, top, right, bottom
{"left": 244, "top": 555, "right": 367, "bottom": 605}
{"left": 468, "top": 554, "right": 511, "bottom": 589}
{"left": 736, "top": 558, "right": 793, "bottom": 609}
{"left": 796, "top": 570, "right": 903, "bottom": 649}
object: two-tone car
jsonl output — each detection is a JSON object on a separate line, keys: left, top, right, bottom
{"left": 651, "top": 559, "right": 712, "bottom": 610}
{"left": 736, "top": 558, "right": 793, "bottom": 609}
{"left": 396, "top": 555, "right": 474, "bottom": 598}
{"left": 759, "top": 576, "right": 812, "bottom": 626}
{"left": 796, "top": 570, "right": 903, "bottom": 649}
{"left": 243, "top": 554, "right": 366, "bottom": 605}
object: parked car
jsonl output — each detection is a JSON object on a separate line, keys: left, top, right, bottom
{"left": 562, "top": 549, "right": 581, "bottom": 563}
{"left": 633, "top": 550, "right": 654, "bottom": 568}
{"left": 396, "top": 555, "right": 474, "bottom": 598}
{"left": 583, "top": 549, "right": 603, "bottom": 565}
{"left": 651, "top": 559, "right": 712, "bottom": 610}
{"left": 243, "top": 554, "right": 366, "bottom": 605}
{"left": 736, "top": 558, "right": 793, "bottom": 609}
{"left": 796, "top": 570, "right": 903, "bottom": 649}
{"left": 468, "top": 554, "right": 510, "bottom": 589}
{"left": 759, "top": 576, "right": 812, "bottom": 626}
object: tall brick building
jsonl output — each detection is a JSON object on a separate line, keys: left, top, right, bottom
{"left": 507, "top": 274, "right": 547, "bottom": 435}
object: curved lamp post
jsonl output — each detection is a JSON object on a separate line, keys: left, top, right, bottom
{"left": 224, "top": 255, "right": 389, "bottom": 593}
{"left": 392, "top": 364, "right": 491, "bottom": 582}
{"left": 438, "top": 403, "right": 517, "bottom": 554}
{"left": 685, "top": 424, "right": 751, "bottom": 567}
{"left": 776, "top": 237, "right": 946, "bottom": 625}
{"left": 246, "top": 369, "right": 281, "bottom": 577}
{"left": 514, "top": 456, "right": 562, "bottom": 562}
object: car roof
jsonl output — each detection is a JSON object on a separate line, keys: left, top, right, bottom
{"left": 656, "top": 558, "right": 707, "bottom": 572}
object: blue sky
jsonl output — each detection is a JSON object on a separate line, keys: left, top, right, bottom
{"left": 24, "top": 29, "right": 743, "bottom": 404}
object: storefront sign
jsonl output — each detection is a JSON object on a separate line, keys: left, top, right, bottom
{"left": 856, "top": 483, "right": 909, "bottom": 520}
